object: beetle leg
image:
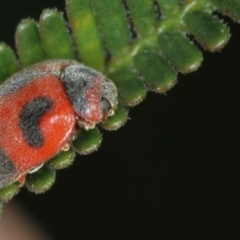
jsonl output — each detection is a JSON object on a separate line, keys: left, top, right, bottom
{"left": 77, "top": 117, "right": 95, "bottom": 130}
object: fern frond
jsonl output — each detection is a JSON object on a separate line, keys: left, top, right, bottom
{"left": 0, "top": 0, "right": 239, "bottom": 208}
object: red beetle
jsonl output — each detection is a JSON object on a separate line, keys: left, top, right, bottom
{"left": 0, "top": 60, "right": 118, "bottom": 189}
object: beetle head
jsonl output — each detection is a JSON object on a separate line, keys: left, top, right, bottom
{"left": 60, "top": 64, "right": 118, "bottom": 129}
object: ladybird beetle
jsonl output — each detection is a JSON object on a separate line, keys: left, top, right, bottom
{"left": 0, "top": 60, "right": 118, "bottom": 189}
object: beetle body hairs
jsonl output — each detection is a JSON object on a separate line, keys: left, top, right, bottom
{"left": 0, "top": 60, "right": 118, "bottom": 189}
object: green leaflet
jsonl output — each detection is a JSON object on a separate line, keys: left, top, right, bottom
{"left": 0, "top": 43, "right": 19, "bottom": 83}
{"left": 66, "top": 0, "right": 106, "bottom": 70}
{"left": 39, "top": 9, "right": 76, "bottom": 59}
{"left": 16, "top": 19, "right": 46, "bottom": 67}
{"left": 25, "top": 165, "right": 56, "bottom": 194}
{"left": 184, "top": 10, "right": 230, "bottom": 51}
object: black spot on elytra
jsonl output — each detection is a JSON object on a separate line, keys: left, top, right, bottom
{"left": 19, "top": 97, "right": 53, "bottom": 148}
{"left": 0, "top": 148, "right": 16, "bottom": 189}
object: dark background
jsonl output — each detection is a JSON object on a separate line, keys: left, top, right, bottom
{"left": 0, "top": 1, "right": 240, "bottom": 239}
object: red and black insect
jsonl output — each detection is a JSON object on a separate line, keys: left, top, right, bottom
{"left": 0, "top": 60, "right": 118, "bottom": 189}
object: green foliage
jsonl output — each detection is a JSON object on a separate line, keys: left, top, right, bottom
{"left": 39, "top": 9, "right": 76, "bottom": 59}
{"left": 184, "top": 10, "right": 230, "bottom": 51}
{"left": 158, "top": 31, "right": 203, "bottom": 74}
{"left": 211, "top": 0, "right": 240, "bottom": 22}
{"left": 25, "top": 165, "right": 56, "bottom": 194}
{"left": 16, "top": 19, "right": 46, "bottom": 67}
{"left": 0, "top": 182, "right": 20, "bottom": 202}
{"left": 66, "top": 0, "right": 105, "bottom": 70}
{"left": 134, "top": 52, "right": 177, "bottom": 92}
{"left": 48, "top": 149, "right": 76, "bottom": 170}
{"left": 72, "top": 128, "right": 102, "bottom": 155}
{"left": 0, "top": 0, "right": 239, "bottom": 209}
{"left": 0, "top": 43, "right": 19, "bottom": 83}
{"left": 90, "top": 0, "right": 130, "bottom": 57}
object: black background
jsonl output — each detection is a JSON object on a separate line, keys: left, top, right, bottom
{"left": 0, "top": 1, "right": 240, "bottom": 239}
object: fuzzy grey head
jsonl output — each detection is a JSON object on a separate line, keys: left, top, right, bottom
{"left": 60, "top": 64, "right": 118, "bottom": 125}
